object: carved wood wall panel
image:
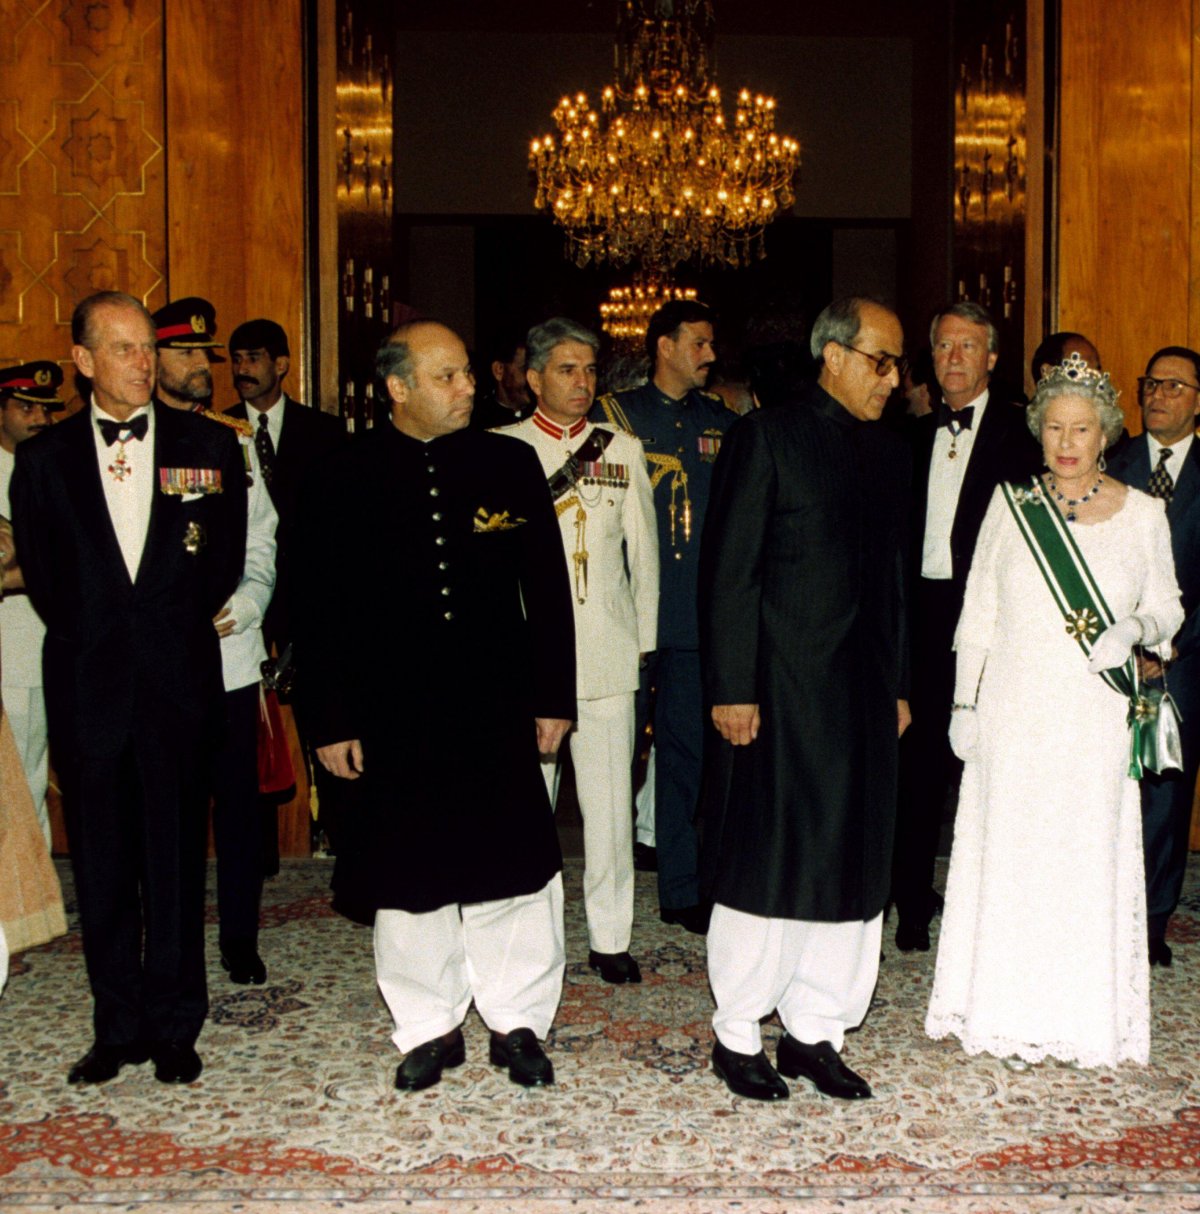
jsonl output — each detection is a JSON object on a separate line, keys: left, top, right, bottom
{"left": 0, "top": 0, "right": 166, "bottom": 386}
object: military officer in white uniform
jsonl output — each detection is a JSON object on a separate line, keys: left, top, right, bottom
{"left": 500, "top": 318, "right": 658, "bottom": 984}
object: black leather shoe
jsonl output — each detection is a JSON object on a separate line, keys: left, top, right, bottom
{"left": 395, "top": 1028, "right": 465, "bottom": 1091}
{"left": 67, "top": 1041, "right": 150, "bottom": 1085}
{"left": 489, "top": 1027, "right": 554, "bottom": 1087}
{"left": 711, "top": 1040, "right": 789, "bottom": 1101}
{"left": 660, "top": 903, "right": 712, "bottom": 935}
{"left": 894, "top": 920, "right": 931, "bottom": 952}
{"left": 151, "top": 1040, "right": 203, "bottom": 1084}
{"left": 777, "top": 1035, "right": 871, "bottom": 1099}
{"left": 220, "top": 940, "right": 267, "bottom": 985}
{"left": 1150, "top": 938, "right": 1174, "bottom": 967}
{"left": 633, "top": 842, "right": 658, "bottom": 872}
{"left": 588, "top": 950, "right": 642, "bottom": 984}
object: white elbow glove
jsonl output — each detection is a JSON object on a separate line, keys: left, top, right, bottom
{"left": 947, "top": 642, "right": 987, "bottom": 761}
{"left": 1087, "top": 616, "right": 1143, "bottom": 674}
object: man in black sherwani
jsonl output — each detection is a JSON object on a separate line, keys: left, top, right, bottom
{"left": 698, "top": 297, "right": 911, "bottom": 1102}
{"left": 13, "top": 291, "right": 247, "bottom": 1086}
{"left": 296, "top": 320, "right": 576, "bottom": 1093}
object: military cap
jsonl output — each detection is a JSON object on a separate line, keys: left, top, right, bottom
{"left": 229, "top": 318, "right": 290, "bottom": 359}
{"left": 0, "top": 360, "right": 66, "bottom": 410}
{"left": 152, "top": 296, "right": 225, "bottom": 351}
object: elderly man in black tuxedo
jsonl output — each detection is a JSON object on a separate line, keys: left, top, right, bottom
{"left": 1109, "top": 345, "right": 1200, "bottom": 966}
{"left": 892, "top": 302, "right": 1037, "bottom": 952}
{"left": 699, "top": 296, "right": 911, "bottom": 1103}
{"left": 13, "top": 291, "right": 247, "bottom": 1085}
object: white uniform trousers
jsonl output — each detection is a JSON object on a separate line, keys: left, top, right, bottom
{"left": 635, "top": 745, "right": 656, "bottom": 847}
{"left": 541, "top": 692, "right": 635, "bottom": 954}
{"left": 4, "top": 686, "right": 49, "bottom": 847}
{"left": 708, "top": 904, "right": 884, "bottom": 1054}
{"left": 374, "top": 874, "right": 565, "bottom": 1055}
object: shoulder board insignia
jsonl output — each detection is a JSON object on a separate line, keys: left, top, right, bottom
{"left": 198, "top": 408, "right": 254, "bottom": 438}
{"left": 700, "top": 390, "right": 724, "bottom": 404}
{"left": 596, "top": 393, "right": 634, "bottom": 435}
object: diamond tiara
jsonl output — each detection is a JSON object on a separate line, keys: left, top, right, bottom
{"left": 1035, "top": 351, "right": 1119, "bottom": 408}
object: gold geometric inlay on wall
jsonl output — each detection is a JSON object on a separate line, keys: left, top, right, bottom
{"left": 0, "top": 0, "right": 164, "bottom": 367}
{"left": 50, "top": 98, "right": 159, "bottom": 208}
{"left": 57, "top": 0, "right": 141, "bottom": 65}
{"left": 49, "top": 227, "right": 158, "bottom": 309}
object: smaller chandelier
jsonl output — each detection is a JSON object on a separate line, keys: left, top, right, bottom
{"left": 600, "top": 276, "right": 699, "bottom": 345}
{"left": 530, "top": 0, "right": 799, "bottom": 274}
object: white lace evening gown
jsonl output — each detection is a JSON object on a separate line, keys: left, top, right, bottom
{"left": 925, "top": 484, "right": 1183, "bottom": 1067}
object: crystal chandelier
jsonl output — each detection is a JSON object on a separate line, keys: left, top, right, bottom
{"left": 529, "top": 0, "right": 800, "bottom": 274}
{"left": 599, "top": 275, "right": 699, "bottom": 345}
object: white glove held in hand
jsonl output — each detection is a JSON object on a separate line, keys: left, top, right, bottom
{"left": 1087, "top": 616, "right": 1143, "bottom": 674}
{"left": 949, "top": 710, "right": 980, "bottom": 761}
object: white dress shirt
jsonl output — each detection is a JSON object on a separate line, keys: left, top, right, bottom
{"left": 922, "top": 389, "right": 990, "bottom": 580}
{"left": 250, "top": 393, "right": 288, "bottom": 453}
{"left": 1147, "top": 429, "right": 1195, "bottom": 486}
{"left": 91, "top": 403, "right": 154, "bottom": 581}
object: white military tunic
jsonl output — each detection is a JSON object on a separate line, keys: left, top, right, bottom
{"left": 501, "top": 410, "right": 658, "bottom": 953}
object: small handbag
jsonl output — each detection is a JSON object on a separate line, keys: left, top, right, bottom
{"left": 1136, "top": 680, "right": 1184, "bottom": 776}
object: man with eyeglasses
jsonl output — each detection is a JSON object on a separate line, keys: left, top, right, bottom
{"left": 697, "top": 296, "right": 911, "bottom": 1102}
{"left": 1109, "top": 346, "right": 1200, "bottom": 966}
{"left": 0, "top": 361, "right": 65, "bottom": 846}
{"left": 893, "top": 302, "right": 1037, "bottom": 955}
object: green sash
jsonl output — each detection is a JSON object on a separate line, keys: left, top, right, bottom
{"left": 1001, "top": 477, "right": 1160, "bottom": 779}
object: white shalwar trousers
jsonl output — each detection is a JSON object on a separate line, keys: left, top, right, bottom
{"left": 541, "top": 692, "right": 635, "bottom": 954}
{"left": 374, "top": 873, "right": 565, "bottom": 1055}
{"left": 708, "top": 904, "right": 883, "bottom": 1054}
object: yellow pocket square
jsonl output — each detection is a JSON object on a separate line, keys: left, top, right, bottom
{"left": 474, "top": 508, "right": 526, "bottom": 533}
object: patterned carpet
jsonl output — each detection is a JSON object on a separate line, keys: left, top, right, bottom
{"left": 2, "top": 858, "right": 1200, "bottom": 1213}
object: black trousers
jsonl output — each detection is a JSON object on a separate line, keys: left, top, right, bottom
{"left": 63, "top": 737, "right": 209, "bottom": 1047}
{"left": 212, "top": 682, "right": 266, "bottom": 946}
{"left": 893, "top": 578, "right": 962, "bottom": 924}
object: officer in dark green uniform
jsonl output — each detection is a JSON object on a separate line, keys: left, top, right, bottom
{"left": 593, "top": 300, "right": 728, "bottom": 933}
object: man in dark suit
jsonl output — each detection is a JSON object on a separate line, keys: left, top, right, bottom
{"left": 225, "top": 319, "right": 344, "bottom": 657}
{"left": 295, "top": 320, "right": 575, "bottom": 1093}
{"left": 12, "top": 291, "right": 247, "bottom": 1084}
{"left": 699, "top": 296, "right": 910, "bottom": 1103}
{"left": 893, "top": 302, "right": 1037, "bottom": 951}
{"left": 1108, "top": 345, "right": 1200, "bottom": 966}
{"left": 226, "top": 319, "right": 345, "bottom": 850}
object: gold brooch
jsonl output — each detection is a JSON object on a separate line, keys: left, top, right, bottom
{"left": 473, "top": 508, "right": 526, "bottom": 533}
{"left": 1064, "top": 607, "right": 1100, "bottom": 640}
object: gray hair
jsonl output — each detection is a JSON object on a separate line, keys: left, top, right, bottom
{"left": 929, "top": 301, "right": 999, "bottom": 354}
{"left": 72, "top": 291, "right": 152, "bottom": 347}
{"left": 1026, "top": 375, "right": 1125, "bottom": 446}
{"left": 525, "top": 317, "right": 600, "bottom": 373}
{"left": 810, "top": 296, "right": 872, "bottom": 364}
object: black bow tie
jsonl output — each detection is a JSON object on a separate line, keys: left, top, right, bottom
{"left": 938, "top": 403, "right": 974, "bottom": 430}
{"left": 97, "top": 414, "right": 148, "bottom": 446}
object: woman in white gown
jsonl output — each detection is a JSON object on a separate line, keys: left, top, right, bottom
{"left": 925, "top": 356, "right": 1183, "bottom": 1068}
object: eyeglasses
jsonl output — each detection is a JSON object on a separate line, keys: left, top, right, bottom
{"left": 841, "top": 343, "right": 909, "bottom": 379}
{"left": 1138, "top": 376, "right": 1200, "bottom": 399}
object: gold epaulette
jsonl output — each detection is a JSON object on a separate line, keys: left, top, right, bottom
{"left": 596, "top": 393, "right": 634, "bottom": 435}
{"left": 198, "top": 407, "right": 253, "bottom": 438}
{"left": 699, "top": 390, "right": 724, "bottom": 405}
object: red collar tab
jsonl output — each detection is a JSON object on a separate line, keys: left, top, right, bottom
{"left": 532, "top": 410, "right": 587, "bottom": 441}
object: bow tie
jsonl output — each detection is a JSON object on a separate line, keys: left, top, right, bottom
{"left": 938, "top": 403, "right": 974, "bottom": 430}
{"left": 97, "top": 414, "right": 148, "bottom": 446}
